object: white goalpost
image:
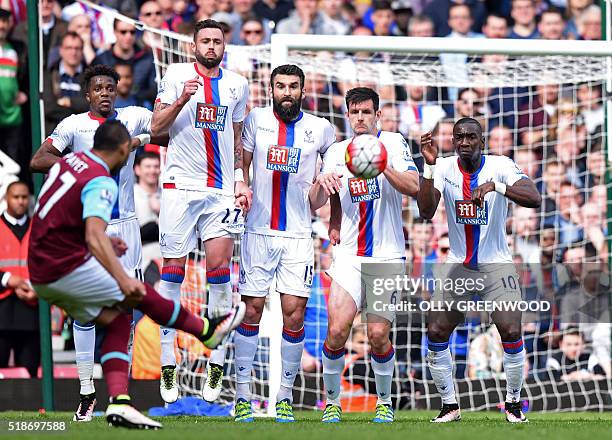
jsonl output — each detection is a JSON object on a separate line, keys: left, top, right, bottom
{"left": 78, "top": 1, "right": 612, "bottom": 414}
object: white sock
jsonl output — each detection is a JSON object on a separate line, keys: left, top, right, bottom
{"left": 233, "top": 322, "right": 259, "bottom": 401}
{"left": 277, "top": 327, "right": 305, "bottom": 403}
{"left": 74, "top": 321, "right": 96, "bottom": 395}
{"left": 427, "top": 342, "right": 457, "bottom": 405}
{"left": 502, "top": 338, "right": 525, "bottom": 403}
{"left": 158, "top": 272, "right": 183, "bottom": 367}
{"left": 322, "top": 341, "right": 345, "bottom": 406}
{"left": 371, "top": 346, "right": 395, "bottom": 406}
{"left": 206, "top": 270, "right": 233, "bottom": 367}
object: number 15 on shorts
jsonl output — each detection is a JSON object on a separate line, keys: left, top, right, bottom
{"left": 303, "top": 265, "right": 314, "bottom": 288}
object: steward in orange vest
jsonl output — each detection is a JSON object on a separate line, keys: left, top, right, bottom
{"left": 0, "top": 181, "right": 39, "bottom": 377}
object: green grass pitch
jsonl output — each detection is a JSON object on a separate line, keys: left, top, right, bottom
{"left": 1, "top": 411, "right": 611, "bottom": 440}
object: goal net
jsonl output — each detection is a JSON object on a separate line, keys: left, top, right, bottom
{"left": 97, "top": 4, "right": 612, "bottom": 413}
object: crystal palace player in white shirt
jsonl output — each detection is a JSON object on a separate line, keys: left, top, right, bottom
{"left": 30, "top": 64, "right": 153, "bottom": 423}
{"left": 417, "top": 118, "right": 541, "bottom": 424}
{"left": 233, "top": 64, "right": 336, "bottom": 423}
{"left": 310, "top": 87, "right": 419, "bottom": 424}
{"left": 151, "top": 19, "right": 251, "bottom": 404}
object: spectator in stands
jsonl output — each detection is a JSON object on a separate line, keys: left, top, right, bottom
{"left": 538, "top": 7, "right": 566, "bottom": 40}
{"left": 248, "top": 81, "right": 267, "bottom": 112}
{"left": 509, "top": 0, "right": 538, "bottom": 39}
{"left": 582, "top": 202, "right": 607, "bottom": 258}
{"left": 43, "top": 32, "right": 89, "bottom": 136}
{"left": 482, "top": 13, "right": 508, "bottom": 38}
{"left": 369, "top": 0, "right": 401, "bottom": 37}
{"left": 139, "top": 1, "right": 165, "bottom": 51}
{"left": 409, "top": 218, "right": 437, "bottom": 280}
{"left": 407, "top": 13, "right": 434, "bottom": 37}
{"left": 576, "top": 82, "right": 604, "bottom": 135}
{"left": 541, "top": 160, "right": 566, "bottom": 215}
{"left": 61, "top": 1, "right": 123, "bottom": 50}
{"left": 564, "top": 0, "right": 594, "bottom": 39}
{"left": 230, "top": 0, "right": 273, "bottom": 44}
{"left": 253, "top": 0, "right": 294, "bottom": 27}
{"left": 212, "top": 12, "right": 235, "bottom": 43}
{"left": 379, "top": 103, "right": 401, "bottom": 133}
{"left": 518, "top": 83, "right": 559, "bottom": 146}
{"left": 0, "top": 9, "right": 27, "bottom": 167}
{"left": 67, "top": 15, "right": 96, "bottom": 65}
{"left": 240, "top": 16, "right": 266, "bottom": 46}
{"left": 134, "top": 152, "right": 161, "bottom": 245}
{"left": 554, "top": 122, "right": 587, "bottom": 189}
{"left": 514, "top": 148, "right": 540, "bottom": 183}
{"left": 92, "top": 20, "right": 157, "bottom": 105}
{"left": 487, "top": 125, "right": 513, "bottom": 157}
{"left": 548, "top": 181, "right": 584, "bottom": 246}
{"left": 454, "top": 88, "right": 486, "bottom": 128}
{"left": 512, "top": 206, "right": 541, "bottom": 263}
{"left": 422, "top": 0, "right": 486, "bottom": 37}
{"left": 399, "top": 85, "right": 446, "bottom": 141}
{"left": 114, "top": 61, "right": 149, "bottom": 109}
{"left": 584, "top": 142, "right": 604, "bottom": 190}
{"left": 575, "top": 4, "right": 601, "bottom": 41}
{"left": 0, "top": 181, "right": 39, "bottom": 378}
{"left": 431, "top": 118, "right": 454, "bottom": 156}
{"left": 276, "top": 0, "right": 341, "bottom": 35}
{"left": 468, "top": 325, "right": 504, "bottom": 379}
{"left": 166, "top": 0, "right": 196, "bottom": 32}
{"left": 320, "top": 0, "right": 351, "bottom": 35}
{"left": 11, "top": 0, "right": 66, "bottom": 68}
{"left": 546, "top": 328, "right": 606, "bottom": 381}
{"left": 193, "top": 0, "right": 217, "bottom": 22}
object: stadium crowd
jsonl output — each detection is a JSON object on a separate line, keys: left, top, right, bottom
{"left": 0, "top": 0, "right": 609, "bottom": 394}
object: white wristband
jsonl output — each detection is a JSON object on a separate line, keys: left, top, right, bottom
{"left": 494, "top": 181, "right": 507, "bottom": 195}
{"left": 135, "top": 133, "right": 151, "bottom": 146}
{"left": 423, "top": 163, "right": 435, "bottom": 179}
{"left": 1, "top": 272, "right": 12, "bottom": 288}
{"left": 234, "top": 168, "right": 245, "bottom": 182}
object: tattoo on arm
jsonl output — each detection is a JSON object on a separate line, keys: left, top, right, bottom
{"left": 234, "top": 121, "right": 244, "bottom": 170}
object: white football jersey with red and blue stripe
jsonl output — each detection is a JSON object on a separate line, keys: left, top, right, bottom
{"left": 47, "top": 107, "right": 152, "bottom": 221}
{"left": 243, "top": 107, "right": 336, "bottom": 238}
{"left": 156, "top": 63, "right": 249, "bottom": 194}
{"left": 433, "top": 155, "right": 528, "bottom": 266}
{"left": 322, "top": 131, "right": 417, "bottom": 258}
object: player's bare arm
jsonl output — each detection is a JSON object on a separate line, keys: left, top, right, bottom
{"left": 150, "top": 76, "right": 202, "bottom": 136}
{"left": 85, "top": 216, "right": 145, "bottom": 299}
{"left": 417, "top": 131, "right": 441, "bottom": 219}
{"left": 472, "top": 178, "right": 542, "bottom": 209}
{"left": 233, "top": 121, "right": 252, "bottom": 211}
{"left": 309, "top": 172, "right": 343, "bottom": 211}
{"left": 243, "top": 149, "right": 253, "bottom": 186}
{"left": 328, "top": 193, "right": 342, "bottom": 245}
{"left": 30, "top": 139, "right": 61, "bottom": 173}
{"left": 383, "top": 167, "right": 419, "bottom": 197}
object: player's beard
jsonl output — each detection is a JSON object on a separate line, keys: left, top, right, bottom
{"left": 273, "top": 94, "right": 302, "bottom": 123}
{"left": 195, "top": 48, "right": 223, "bottom": 69}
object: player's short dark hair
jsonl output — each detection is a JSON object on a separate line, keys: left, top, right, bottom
{"left": 345, "top": 87, "right": 380, "bottom": 111}
{"left": 455, "top": 117, "right": 483, "bottom": 135}
{"left": 270, "top": 64, "right": 305, "bottom": 89}
{"left": 194, "top": 19, "right": 225, "bottom": 41}
{"left": 135, "top": 151, "right": 160, "bottom": 166}
{"left": 93, "top": 120, "right": 131, "bottom": 152}
{"left": 82, "top": 64, "right": 120, "bottom": 92}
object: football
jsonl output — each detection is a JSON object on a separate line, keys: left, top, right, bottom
{"left": 345, "top": 134, "right": 388, "bottom": 179}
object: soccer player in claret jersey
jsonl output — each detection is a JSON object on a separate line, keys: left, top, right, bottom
{"left": 233, "top": 64, "right": 336, "bottom": 423}
{"left": 28, "top": 120, "right": 245, "bottom": 430}
{"left": 30, "top": 64, "right": 154, "bottom": 422}
{"left": 310, "top": 87, "right": 419, "bottom": 423}
{"left": 417, "top": 118, "right": 541, "bottom": 423}
{"left": 151, "top": 19, "right": 251, "bottom": 404}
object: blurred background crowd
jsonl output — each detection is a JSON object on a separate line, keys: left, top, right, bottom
{"left": 0, "top": 0, "right": 609, "bottom": 398}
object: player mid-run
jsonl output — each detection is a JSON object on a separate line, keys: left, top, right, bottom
{"left": 28, "top": 120, "right": 245, "bottom": 430}
{"left": 417, "top": 118, "right": 541, "bottom": 423}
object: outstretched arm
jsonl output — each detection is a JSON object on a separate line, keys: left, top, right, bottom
{"left": 384, "top": 168, "right": 419, "bottom": 197}
{"left": 309, "top": 172, "right": 343, "bottom": 211}
{"left": 472, "top": 178, "right": 542, "bottom": 209}
{"left": 30, "top": 139, "right": 61, "bottom": 173}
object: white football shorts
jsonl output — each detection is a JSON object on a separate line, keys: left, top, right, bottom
{"left": 107, "top": 216, "right": 143, "bottom": 280}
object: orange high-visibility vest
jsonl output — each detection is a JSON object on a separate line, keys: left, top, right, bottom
{"left": 340, "top": 354, "right": 378, "bottom": 412}
{"left": 0, "top": 218, "right": 30, "bottom": 300}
